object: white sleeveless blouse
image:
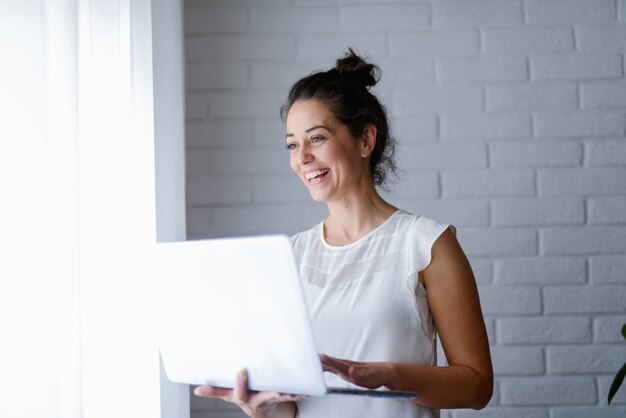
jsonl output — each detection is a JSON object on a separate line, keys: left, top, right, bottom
{"left": 290, "top": 210, "right": 453, "bottom": 418}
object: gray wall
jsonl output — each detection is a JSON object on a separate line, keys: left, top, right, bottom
{"left": 183, "top": 0, "right": 626, "bottom": 417}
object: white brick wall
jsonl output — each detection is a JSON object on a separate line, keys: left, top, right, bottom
{"left": 183, "top": 0, "right": 626, "bottom": 416}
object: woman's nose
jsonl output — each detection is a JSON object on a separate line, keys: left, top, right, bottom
{"left": 297, "top": 144, "right": 314, "bottom": 166}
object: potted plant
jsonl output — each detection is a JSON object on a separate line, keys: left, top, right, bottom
{"left": 608, "top": 324, "right": 626, "bottom": 404}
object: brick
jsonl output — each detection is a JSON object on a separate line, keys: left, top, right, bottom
{"left": 442, "top": 114, "right": 531, "bottom": 140}
{"left": 186, "top": 93, "right": 207, "bottom": 120}
{"left": 193, "top": 35, "right": 295, "bottom": 61}
{"left": 389, "top": 30, "right": 480, "bottom": 57}
{"left": 491, "top": 346, "right": 544, "bottom": 375}
{"left": 184, "top": 6, "right": 247, "bottom": 34}
{"left": 340, "top": 4, "right": 429, "bottom": 31}
{"left": 393, "top": 85, "right": 483, "bottom": 115}
{"left": 531, "top": 54, "right": 623, "bottom": 81}
{"left": 208, "top": 92, "right": 285, "bottom": 118}
{"left": 589, "top": 255, "right": 626, "bottom": 285}
{"left": 396, "top": 143, "right": 487, "bottom": 170}
{"left": 442, "top": 169, "right": 535, "bottom": 197}
{"left": 544, "top": 285, "right": 626, "bottom": 314}
{"left": 484, "top": 317, "right": 496, "bottom": 343}
{"left": 589, "top": 196, "right": 626, "bottom": 224}
{"left": 377, "top": 59, "right": 436, "bottom": 86}
{"left": 478, "top": 286, "right": 542, "bottom": 315}
{"left": 251, "top": 120, "right": 288, "bottom": 147}
{"left": 548, "top": 345, "right": 624, "bottom": 374}
{"left": 211, "top": 203, "right": 327, "bottom": 235}
{"left": 433, "top": 1, "right": 523, "bottom": 28}
{"left": 438, "top": 57, "right": 527, "bottom": 82}
{"left": 492, "top": 197, "right": 584, "bottom": 226}
{"left": 497, "top": 317, "right": 591, "bottom": 344}
{"left": 186, "top": 149, "right": 211, "bottom": 175}
{"left": 483, "top": 27, "right": 574, "bottom": 54}
{"left": 594, "top": 315, "right": 626, "bottom": 342}
{"left": 390, "top": 116, "right": 438, "bottom": 142}
{"left": 185, "top": 35, "right": 204, "bottom": 62}
{"left": 210, "top": 148, "right": 291, "bottom": 175}
{"left": 581, "top": 83, "right": 626, "bottom": 108}
{"left": 495, "top": 256, "right": 586, "bottom": 286}
{"left": 542, "top": 226, "right": 626, "bottom": 255}
{"left": 489, "top": 141, "right": 582, "bottom": 167}
{"left": 296, "top": 33, "right": 385, "bottom": 61}
{"left": 599, "top": 375, "right": 626, "bottom": 405}
{"left": 500, "top": 377, "right": 596, "bottom": 405}
{"left": 538, "top": 167, "right": 626, "bottom": 195}
{"left": 186, "top": 62, "right": 248, "bottom": 89}
{"left": 186, "top": 175, "right": 252, "bottom": 205}
{"left": 187, "top": 121, "right": 251, "bottom": 147}
{"left": 468, "top": 258, "right": 493, "bottom": 285}
{"left": 453, "top": 409, "right": 547, "bottom": 418}
{"left": 526, "top": 0, "right": 617, "bottom": 24}
{"left": 186, "top": 208, "right": 210, "bottom": 239}
{"left": 586, "top": 139, "right": 626, "bottom": 165}
{"left": 251, "top": 63, "right": 324, "bottom": 88}
{"left": 250, "top": 6, "right": 337, "bottom": 34}
{"left": 401, "top": 198, "right": 490, "bottom": 228}
{"left": 459, "top": 228, "right": 538, "bottom": 257}
{"left": 577, "top": 25, "right": 626, "bottom": 53}
{"left": 252, "top": 175, "right": 310, "bottom": 203}
{"left": 486, "top": 84, "right": 578, "bottom": 111}
{"left": 534, "top": 112, "right": 625, "bottom": 138}
{"left": 551, "top": 407, "right": 626, "bottom": 418}
{"left": 391, "top": 172, "right": 440, "bottom": 199}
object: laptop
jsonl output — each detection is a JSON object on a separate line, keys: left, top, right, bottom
{"left": 156, "top": 235, "right": 416, "bottom": 399}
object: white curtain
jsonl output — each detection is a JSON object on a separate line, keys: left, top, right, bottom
{"left": 0, "top": 1, "right": 184, "bottom": 417}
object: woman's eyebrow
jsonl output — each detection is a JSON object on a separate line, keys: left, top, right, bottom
{"left": 305, "top": 124, "right": 331, "bottom": 133}
{"left": 285, "top": 125, "right": 332, "bottom": 139}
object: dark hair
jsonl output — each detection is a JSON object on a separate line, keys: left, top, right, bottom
{"left": 280, "top": 48, "right": 396, "bottom": 186}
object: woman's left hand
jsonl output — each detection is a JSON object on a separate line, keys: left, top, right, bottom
{"left": 320, "top": 354, "right": 393, "bottom": 389}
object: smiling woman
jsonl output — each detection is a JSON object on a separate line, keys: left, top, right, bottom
{"left": 194, "top": 49, "right": 493, "bottom": 418}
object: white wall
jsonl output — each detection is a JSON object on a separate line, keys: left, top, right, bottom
{"left": 182, "top": 1, "right": 626, "bottom": 417}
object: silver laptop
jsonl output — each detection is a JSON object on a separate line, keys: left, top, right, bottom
{"left": 157, "top": 235, "right": 416, "bottom": 399}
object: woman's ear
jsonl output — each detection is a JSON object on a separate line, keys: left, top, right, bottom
{"left": 360, "top": 125, "right": 377, "bottom": 159}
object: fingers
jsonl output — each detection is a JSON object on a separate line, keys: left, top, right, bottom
{"left": 194, "top": 385, "right": 233, "bottom": 400}
{"left": 232, "top": 369, "right": 250, "bottom": 404}
{"left": 321, "top": 353, "right": 358, "bottom": 367}
{"left": 251, "top": 392, "right": 306, "bottom": 407}
{"left": 194, "top": 369, "right": 306, "bottom": 416}
{"left": 193, "top": 369, "right": 251, "bottom": 403}
{"left": 320, "top": 354, "right": 384, "bottom": 389}
{"left": 321, "top": 354, "right": 354, "bottom": 379}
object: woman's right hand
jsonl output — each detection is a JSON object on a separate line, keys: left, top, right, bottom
{"left": 193, "top": 369, "right": 305, "bottom": 418}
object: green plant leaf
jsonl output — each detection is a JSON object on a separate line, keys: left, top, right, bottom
{"left": 609, "top": 362, "right": 626, "bottom": 405}
{"left": 622, "top": 323, "right": 626, "bottom": 342}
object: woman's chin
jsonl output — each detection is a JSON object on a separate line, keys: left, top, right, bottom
{"left": 308, "top": 191, "right": 328, "bottom": 203}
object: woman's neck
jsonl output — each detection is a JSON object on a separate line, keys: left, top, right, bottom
{"left": 323, "top": 186, "right": 397, "bottom": 246}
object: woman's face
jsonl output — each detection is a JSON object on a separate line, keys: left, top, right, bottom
{"left": 285, "top": 99, "right": 372, "bottom": 203}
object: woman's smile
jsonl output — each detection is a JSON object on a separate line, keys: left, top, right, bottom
{"left": 304, "top": 168, "right": 331, "bottom": 185}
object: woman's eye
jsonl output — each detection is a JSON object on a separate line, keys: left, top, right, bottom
{"left": 285, "top": 143, "right": 296, "bottom": 150}
{"left": 311, "top": 136, "right": 325, "bottom": 143}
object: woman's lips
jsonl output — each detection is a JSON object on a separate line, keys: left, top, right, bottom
{"left": 304, "top": 168, "right": 330, "bottom": 184}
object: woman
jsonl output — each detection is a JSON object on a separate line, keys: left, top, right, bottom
{"left": 194, "top": 50, "right": 493, "bottom": 418}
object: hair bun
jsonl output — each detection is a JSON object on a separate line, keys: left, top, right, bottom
{"left": 335, "top": 48, "right": 380, "bottom": 88}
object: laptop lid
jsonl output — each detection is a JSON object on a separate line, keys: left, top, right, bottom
{"left": 157, "top": 235, "right": 327, "bottom": 396}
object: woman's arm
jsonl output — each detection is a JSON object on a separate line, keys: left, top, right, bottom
{"left": 321, "top": 227, "right": 493, "bottom": 409}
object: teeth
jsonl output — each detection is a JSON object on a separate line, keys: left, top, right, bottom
{"left": 305, "top": 169, "right": 329, "bottom": 180}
